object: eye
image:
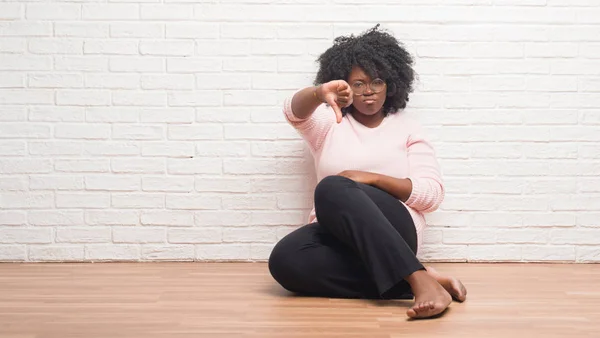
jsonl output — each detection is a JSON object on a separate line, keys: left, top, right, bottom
{"left": 372, "top": 79, "right": 385, "bottom": 86}
{"left": 352, "top": 82, "right": 365, "bottom": 89}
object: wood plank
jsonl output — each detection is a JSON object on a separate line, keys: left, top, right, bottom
{"left": 0, "top": 263, "right": 599, "bottom": 337}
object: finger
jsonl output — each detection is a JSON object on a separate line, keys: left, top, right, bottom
{"left": 336, "top": 80, "right": 349, "bottom": 91}
{"left": 339, "top": 86, "right": 352, "bottom": 97}
{"left": 324, "top": 95, "right": 342, "bottom": 123}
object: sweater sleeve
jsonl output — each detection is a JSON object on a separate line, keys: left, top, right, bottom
{"left": 283, "top": 94, "right": 336, "bottom": 154}
{"left": 404, "top": 119, "right": 445, "bottom": 213}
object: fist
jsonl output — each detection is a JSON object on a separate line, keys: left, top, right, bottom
{"left": 317, "top": 80, "right": 354, "bottom": 123}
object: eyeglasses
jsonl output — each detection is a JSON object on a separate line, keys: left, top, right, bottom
{"left": 351, "top": 78, "right": 386, "bottom": 96}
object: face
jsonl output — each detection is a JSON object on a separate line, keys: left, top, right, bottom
{"left": 347, "top": 66, "right": 387, "bottom": 116}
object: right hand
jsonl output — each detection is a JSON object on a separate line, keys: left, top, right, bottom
{"left": 316, "top": 80, "right": 353, "bottom": 123}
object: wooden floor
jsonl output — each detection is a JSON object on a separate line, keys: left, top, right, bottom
{"left": 1, "top": 263, "right": 599, "bottom": 338}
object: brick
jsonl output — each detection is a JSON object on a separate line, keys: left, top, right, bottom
{"left": 468, "top": 245, "right": 522, "bottom": 262}
{"left": 0, "top": 73, "right": 24, "bottom": 88}
{"left": 551, "top": 229, "right": 600, "bottom": 244}
{"left": 140, "top": 108, "right": 194, "bottom": 123}
{"left": 112, "top": 193, "right": 164, "bottom": 209}
{"left": 194, "top": 211, "right": 251, "bottom": 227}
{"left": 141, "top": 142, "right": 194, "bottom": 158}
{"left": 110, "top": 23, "right": 163, "bottom": 38}
{"left": 140, "top": 41, "right": 194, "bottom": 56}
{"left": 141, "top": 4, "right": 194, "bottom": 20}
{"left": 55, "top": 123, "right": 111, "bottom": 139}
{"left": 0, "top": 22, "right": 52, "bottom": 37}
{"left": 85, "top": 74, "right": 140, "bottom": 89}
{"left": 0, "top": 192, "right": 53, "bottom": 209}
{"left": 29, "top": 106, "right": 85, "bottom": 122}
{"left": 0, "top": 3, "right": 21, "bottom": 20}
{"left": 55, "top": 23, "right": 108, "bottom": 38}
{"left": 195, "top": 177, "right": 251, "bottom": 193}
{"left": 0, "top": 177, "right": 27, "bottom": 191}
{"left": 221, "top": 23, "right": 277, "bottom": 39}
{"left": 113, "top": 227, "right": 165, "bottom": 244}
{"left": 112, "top": 91, "right": 167, "bottom": 106}
{"left": 56, "top": 227, "right": 111, "bottom": 243}
{"left": 141, "top": 74, "right": 195, "bottom": 90}
{"left": 55, "top": 56, "right": 108, "bottom": 72}
{"left": 0, "top": 38, "right": 27, "bottom": 54}
{"left": 82, "top": 4, "right": 139, "bottom": 20}
{"left": 168, "top": 158, "right": 222, "bottom": 175}
{"left": 27, "top": 4, "right": 81, "bottom": 20}
{"left": 168, "top": 228, "right": 221, "bottom": 244}
{"left": 28, "top": 211, "right": 84, "bottom": 226}
{"left": 168, "top": 125, "right": 222, "bottom": 140}
{"left": 0, "top": 89, "right": 53, "bottom": 104}
{"left": 196, "top": 107, "right": 251, "bottom": 123}
{"left": 112, "top": 124, "right": 164, "bottom": 140}
{"left": 0, "top": 245, "right": 26, "bottom": 262}
{"left": 29, "top": 175, "right": 84, "bottom": 191}
{"left": 29, "top": 73, "right": 83, "bottom": 88}
{"left": 0, "top": 141, "right": 26, "bottom": 156}
{"left": 85, "top": 210, "right": 139, "bottom": 226}
{"left": 223, "top": 227, "right": 276, "bottom": 243}
{"left": 85, "top": 176, "right": 141, "bottom": 191}
{"left": 86, "top": 107, "right": 139, "bottom": 123}
{"left": 141, "top": 211, "right": 193, "bottom": 226}
{"left": 29, "top": 245, "right": 84, "bottom": 262}
{"left": 28, "top": 38, "right": 83, "bottom": 55}
{"left": 166, "top": 23, "right": 218, "bottom": 38}
{"left": 168, "top": 91, "right": 221, "bottom": 107}
{"left": 85, "top": 245, "right": 140, "bottom": 261}
{"left": 56, "top": 193, "right": 110, "bottom": 209}
{"left": 84, "top": 40, "right": 138, "bottom": 55}
{"left": 0, "top": 227, "right": 52, "bottom": 244}
{"left": 521, "top": 245, "right": 576, "bottom": 262}
{"left": 111, "top": 158, "right": 165, "bottom": 174}
{"left": 0, "top": 212, "right": 26, "bottom": 226}
{"left": 143, "top": 176, "right": 194, "bottom": 192}
{"left": 84, "top": 142, "right": 140, "bottom": 156}
{"left": 110, "top": 57, "right": 164, "bottom": 72}
{"left": 196, "top": 40, "right": 250, "bottom": 56}
{"left": 196, "top": 141, "right": 250, "bottom": 157}
{"left": 166, "top": 194, "right": 221, "bottom": 210}
{"left": 167, "top": 58, "right": 221, "bottom": 73}
{"left": 222, "top": 195, "right": 276, "bottom": 210}
{"left": 0, "top": 159, "right": 53, "bottom": 174}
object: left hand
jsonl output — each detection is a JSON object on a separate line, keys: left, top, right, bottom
{"left": 337, "top": 170, "right": 377, "bottom": 185}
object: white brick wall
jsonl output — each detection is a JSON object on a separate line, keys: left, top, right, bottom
{"left": 0, "top": 0, "right": 599, "bottom": 263}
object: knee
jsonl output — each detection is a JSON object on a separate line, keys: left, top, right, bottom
{"left": 268, "top": 240, "right": 301, "bottom": 291}
{"left": 314, "top": 175, "right": 355, "bottom": 203}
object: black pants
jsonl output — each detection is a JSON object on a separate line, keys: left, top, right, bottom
{"left": 268, "top": 175, "right": 424, "bottom": 300}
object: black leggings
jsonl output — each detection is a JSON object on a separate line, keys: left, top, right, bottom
{"left": 268, "top": 175, "right": 424, "bottom": 299}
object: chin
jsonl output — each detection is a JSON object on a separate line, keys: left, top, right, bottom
{"left": 353, "top": 104, "right": 385, "bottom": 116}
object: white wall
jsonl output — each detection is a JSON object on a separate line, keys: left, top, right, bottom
{"left": 0, "top": 0, "right": 599, "bottom": 262}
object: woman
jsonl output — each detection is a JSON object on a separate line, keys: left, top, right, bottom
{"left": 268, "top": 25, "right": 466, "bottom": 319}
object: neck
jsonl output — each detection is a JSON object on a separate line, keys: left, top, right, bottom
{"left": 351, "top": 108, "right": 385, "bottom": 128}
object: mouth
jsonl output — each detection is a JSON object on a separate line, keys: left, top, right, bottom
{"left": 363, "top": 99, "right": 376, "bottom": 104}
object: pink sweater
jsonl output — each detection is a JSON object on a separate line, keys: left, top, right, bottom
{"left": 284, "top": 96, "right": 445, "bottom": 249}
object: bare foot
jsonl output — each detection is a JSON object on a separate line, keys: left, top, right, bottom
{"left": 425, "top": 266, "right": 467, "bottom": 302}
{"left": 405, "top": 270, "right": 452, "bottom": 319}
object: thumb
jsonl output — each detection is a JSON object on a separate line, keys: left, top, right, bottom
{"left": 326, "top": 96, "right": 343, "bottom": 123}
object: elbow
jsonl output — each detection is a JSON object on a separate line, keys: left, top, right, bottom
{"left": 406, "top": 179, "right": 445, "bottom": 213}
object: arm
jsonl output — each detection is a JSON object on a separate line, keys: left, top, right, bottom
{"left": 402, "top": 121, "right": 445, "bottom": 213}
{"left": 284, "top": 81, "right": 352, "bottom": 153}
{"left": 337, "top": 171, "right": 412, "bottom": 202}
{"left": 338, "top": 120, "right": 444, "bottom": 212}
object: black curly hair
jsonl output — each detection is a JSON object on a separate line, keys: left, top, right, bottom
{"left": 314, "top": 24, "right": 415, "bottom": 116}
